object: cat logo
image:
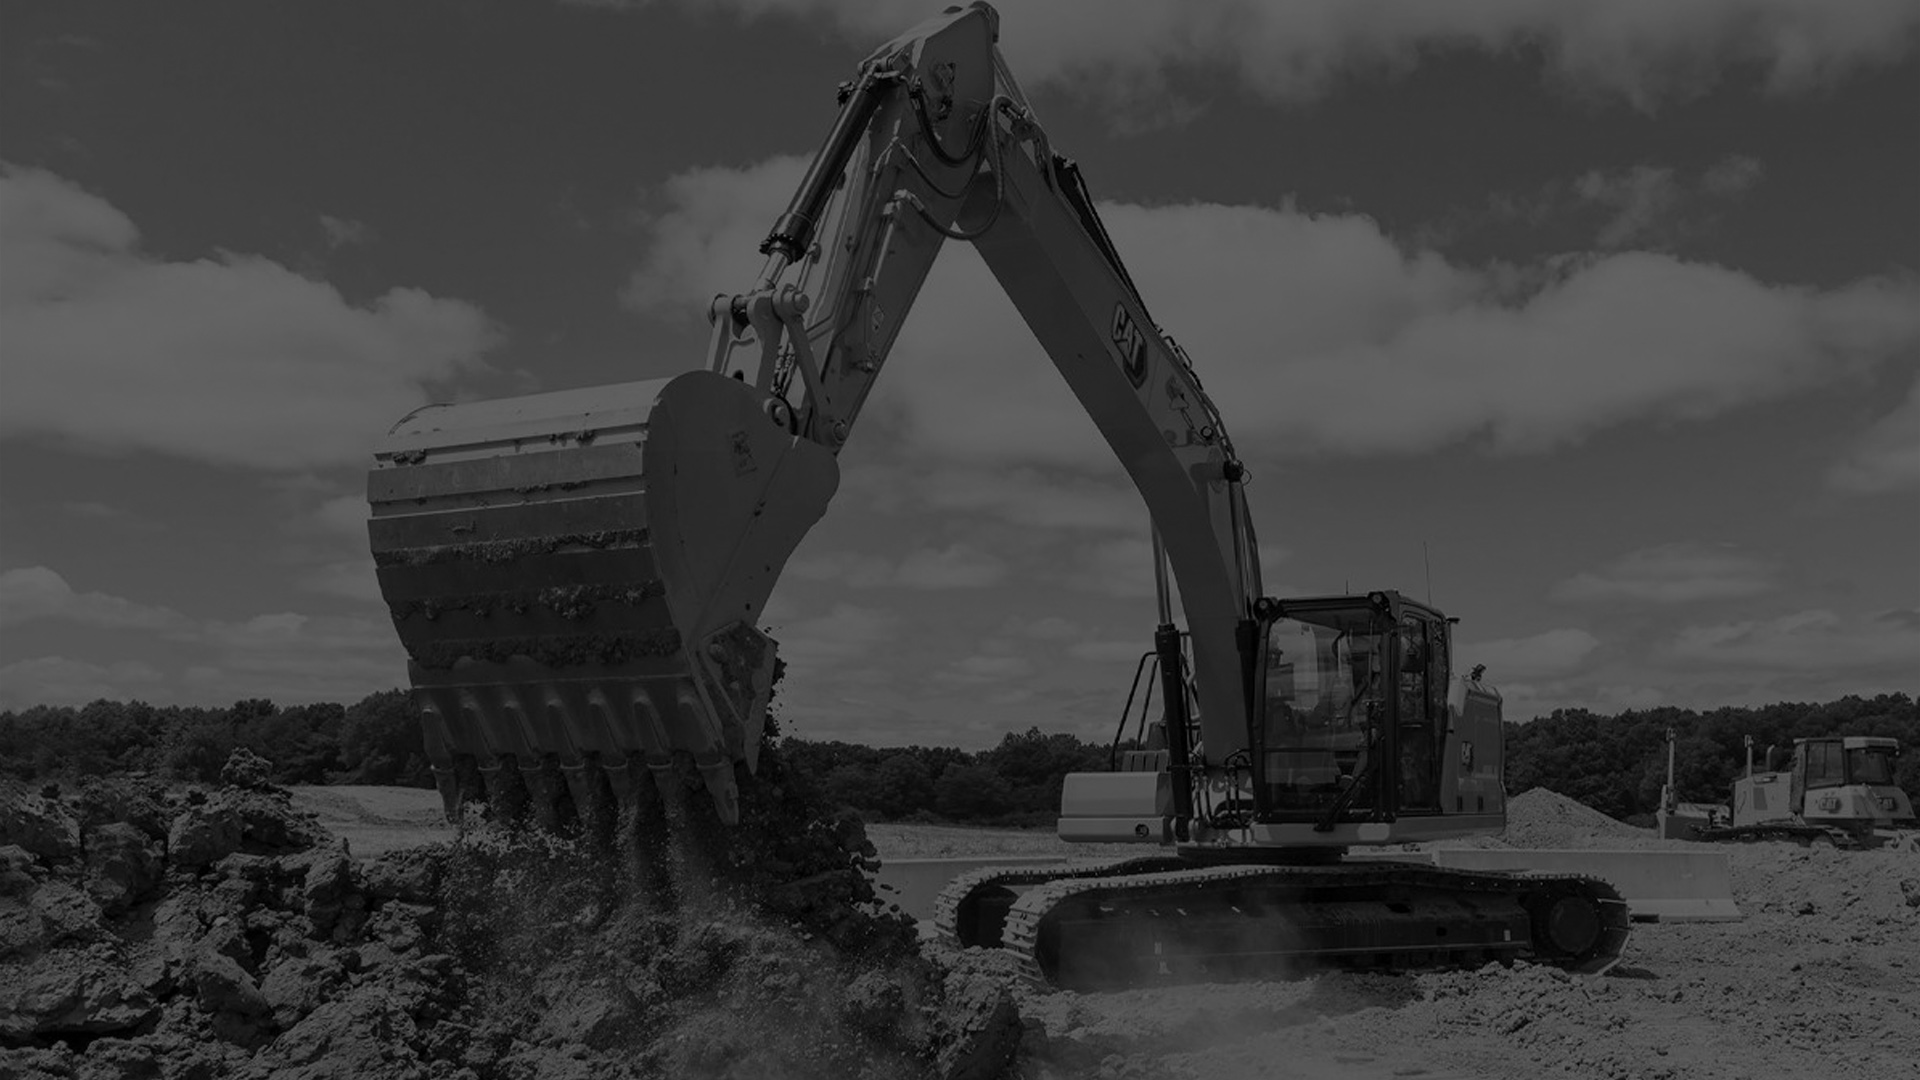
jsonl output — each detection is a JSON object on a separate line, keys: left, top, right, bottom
{"left": 1110, "top": 303, "right": 1149, "bottom": 388}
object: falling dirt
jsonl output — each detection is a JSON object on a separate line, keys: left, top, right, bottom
{"left": 5, "top": 777, "right": 1915, "bottom": 1080}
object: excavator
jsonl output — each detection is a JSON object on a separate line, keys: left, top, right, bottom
{"left": 366, "top": 2, "right": 1630, "bottom": 986}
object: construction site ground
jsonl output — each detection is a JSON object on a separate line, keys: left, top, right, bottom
{"left": 4, "top": 779, "right": 1915, "bottom": 1080}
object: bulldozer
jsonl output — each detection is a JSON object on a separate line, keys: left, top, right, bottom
{"left": 1674, "top": 734, "right": 1919, "bottom": 851}
{"left": 367, "top": 1, "right": 1631, "bottom": 986}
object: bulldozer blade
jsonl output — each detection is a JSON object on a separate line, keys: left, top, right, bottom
{"left": 369, "top": 370, "right": 838, "bottom": 827}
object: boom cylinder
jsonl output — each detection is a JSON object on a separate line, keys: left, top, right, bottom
{"left": 761, "top": 70, "right": 889, "bottom": 264}
{"left": 1156, "top": 624, "right": 1195, "bottom": 841}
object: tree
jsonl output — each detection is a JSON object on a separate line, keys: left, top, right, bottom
{"left": 337, "top": 690, "right": 432, "bottom": 787}
{"left": 933, "top": 764, "right": 1016, "bottom": 822}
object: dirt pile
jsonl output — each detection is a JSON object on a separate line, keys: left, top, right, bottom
{"left": 0, "top": 751, "right": 1020, "bottom": 1080}
{"left": 1495, "top": 787, "right": 1647, "bottom": 849}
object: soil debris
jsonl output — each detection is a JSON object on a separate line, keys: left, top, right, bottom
{"left": 0, "top": 742, "right": 1017, "bottom": 1080}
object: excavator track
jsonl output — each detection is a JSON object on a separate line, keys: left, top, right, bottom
{"left": 943, "top": 858, "right": 1630, "bottom": 989}
{"left": 933, "top": 856, "right": 1190, "bottom": 945}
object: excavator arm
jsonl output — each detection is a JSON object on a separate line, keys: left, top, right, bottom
{"left": 707, "top": 2, "right": 1263, "bottom": 766}
{"left": 367, "top": 1, "right": 1264, "bottom": 829}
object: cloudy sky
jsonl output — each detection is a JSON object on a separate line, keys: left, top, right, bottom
{"left": 3, "top": 0, "right": 1916, "bottom": 747}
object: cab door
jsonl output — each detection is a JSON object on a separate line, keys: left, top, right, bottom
{"left": 1392, "top": 612, "right": 1443, "bottom": 812}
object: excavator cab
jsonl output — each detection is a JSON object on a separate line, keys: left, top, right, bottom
{"left": 1253, "top": 593, "right": 1451, "bottom": 825}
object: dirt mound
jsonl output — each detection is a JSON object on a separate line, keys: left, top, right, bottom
{"left": 0, "top": 745, "right": 1019, "bottom": 1080}
{"left": 1498, "top": 788, "right": 1645, "bottom": 848}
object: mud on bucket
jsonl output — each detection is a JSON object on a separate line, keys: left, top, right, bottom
{"left": 368, "top": 369, "right": 839, "bottom": 825}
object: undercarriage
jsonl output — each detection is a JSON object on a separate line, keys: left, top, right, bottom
{"left": 936, "top": 855, "right": 1630, "bottom": 989}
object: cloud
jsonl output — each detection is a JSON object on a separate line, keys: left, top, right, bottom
{"left": 1067, "top": 639, "right": 1152, "bottom": 664}
{"left": 0, "top": 595, "right": 407, "bottom": 708}
{"left": 1427, "top": 155, "right": 1765, "bottom": 251}
{"left": 934, "top": 654, "right": 1034, "bottom": 684}
{"left": 1552, "top": 543, "right": 1780, "bottom": 604}
{"left": 1066, "top": 537, "right": 1158, "bottom": 599}
{"left": 0, "top": 166, "right": 498, "bottom": 471}
{"left": 1572, "top": 156, "right": 1765, "bottom": 247}
{"left": 1575, "top": 165, "right": 1681, "bottom": 249}
{"left": 0, "top": 657, "right": 168, "bottom": 709}
{"left": 0, "top": 566, "right": 190, "bottom": 631}
{"left": 1005, "top": 615, "right": 1083, "bottom": 640}
{"left": 893, "top": 544, "right": 1008, "bottom": 589}
{"left": 290, "top": 494, "right": 384, "bottom": 603}
{"left": 763, "top": 602, "right": 897, "bottom": 667}
{"left": 785, "top": 550, "right": 895, "bottom": 588}
{"left": 1455, "top": 627, "right": 1602, "bottom": 681}
{"left": 618, "top": 155, "right": 810, "bottom": 313}
{"left": 624, "top": 156, "right": 1920, "bottom": 469}
{"left": 1492, "top": 678, "right": 1671, "bottom": 723}
{"left": 178, "top": 612, "right": 408, "bottom": 703}
{"left": 1667, "top": 608, "right": 1920, "bottom": 672}
{"left": 319, "top": 214, "right": 374, "bottom": 248}
{"left": 609, "top": 1, "right": 1920, "bottom": 114}
{"left": 1700, "top": 154, "right": 1764, "bottom": 196}
{"left": 786, "top": 543, "right": 1007, "bottom": 589}
{"left": 892, "top": 468, "right": 1146, "bottom": 532}
{"left": 1829, "top": 375, "right": 1920, "bottom": 493}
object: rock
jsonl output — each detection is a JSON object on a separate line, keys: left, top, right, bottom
{"left": 220, "top": 748, "right": 278, "bottom": 793}
{"left": 228, "top": 792, "right": 323, "bottom": 853}
{"left": 1901, "top": 878, "right": 1920, "bottom": 910}
{"left": 76, "top": 779, "right": 171, "bottom": 843}
{"left": 259, "top": 953, "right": 348, "bottom": 1027}
{"left": 1, "top": 844, "right": 40, "bottom": 896}
{"left": 301, "top": 847, "right": 356, "bottom": 937}
{"left": 0, "top": 1046, "right": 77, "bottom": 1078}
{"left": 365, "top": 902, "right": 436, "bottom": 955}
{"left": 1, "top": 879, "right": 106, "bottom": 961}
{"left": 363, "top": 850, "right": 440, "bottom": 903}
{"left": 84, "top": 823, "right": 163, "bottom": 912}
{"left": 0, "top": 943, "right": 159, "bottom": 1043}
{"left": 192, "top": 950, "right": 272, "bottom": 1020}
{"left": 935, "top": 966, "right": 1024, "bottom": 1080}
{"left": 76, "top": 1037, "right": 162, "bottom": 1080}
{"left": 0, "top": 781, "right": 83, "bottom": 866}
{"left": 841, "top": 969, "right": 905, "bottom": 1036}
{"left": 252, "top": 991, "right": 425, "bottom": 1078}
{"left": 168, "top": 790, "right": 325, "bottom": 871}
{"left": 168, "top": 808, "right": 244, "bottom": 870}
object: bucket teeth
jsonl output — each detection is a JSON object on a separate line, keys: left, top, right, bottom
{"left": 479, "top": 755, "right": 530, "bottom": 825}
{"left": 431, "top": 765, "right": 462, "bottom": 823}
{"left": 522, "top": 757, "right": 570, "bottom": 833}
{"left": 696, "top": 757, "right": 742, "bottom": 825}
{"left": 561, "top": 761, "right": 605, "bottom": 838}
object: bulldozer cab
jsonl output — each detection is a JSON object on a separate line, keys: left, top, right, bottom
{"left": 1255, "top": 592, "right": 1448, "bottom": 823}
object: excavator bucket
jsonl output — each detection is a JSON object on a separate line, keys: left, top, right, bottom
{"left": 367, "top": 370, "right": 838, "bottom": 827}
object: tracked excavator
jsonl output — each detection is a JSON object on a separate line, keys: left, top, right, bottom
{"left": 367, "top": 2, "right": 1630, "bottom": 985}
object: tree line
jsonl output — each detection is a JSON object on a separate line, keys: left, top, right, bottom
{"left": 3, "top": 691, "right": 1914, "bottom": 826}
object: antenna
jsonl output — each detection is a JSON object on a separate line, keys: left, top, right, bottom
{"left": 1423, "top": 541, "right": 1433, "bottom": 605}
